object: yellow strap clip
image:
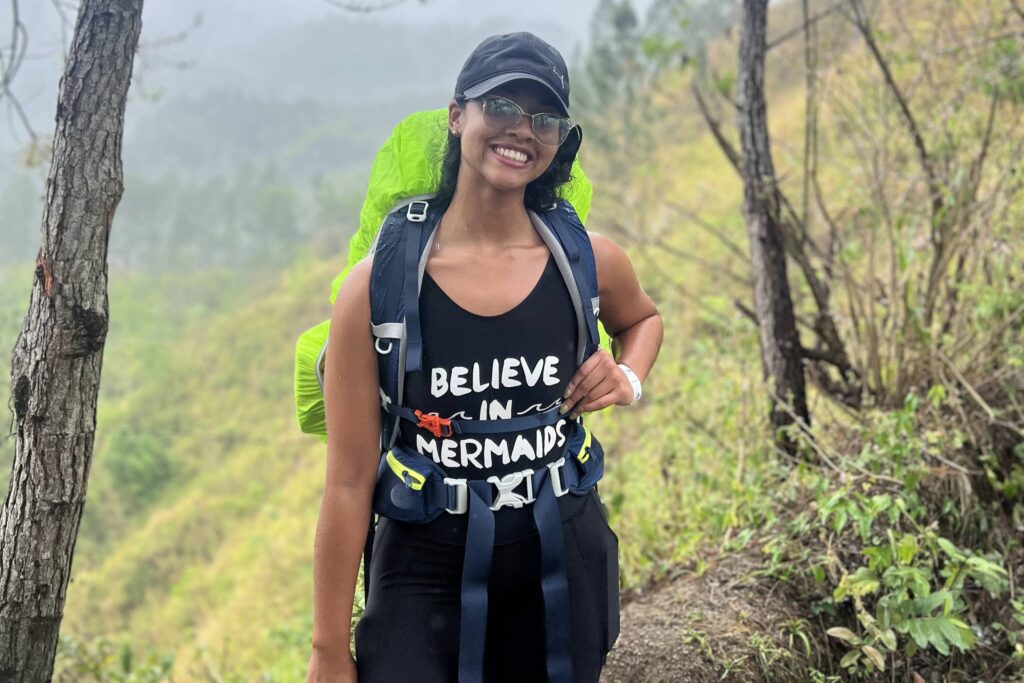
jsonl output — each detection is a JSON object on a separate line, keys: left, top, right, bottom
{"left": 576, "top": 425, "right": 593, "bottom": 463}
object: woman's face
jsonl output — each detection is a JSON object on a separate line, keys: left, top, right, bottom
{"left": 448, "top": 79, "right": 565, "bottom": 195}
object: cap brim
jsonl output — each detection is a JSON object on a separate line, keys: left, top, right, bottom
{"left": 461, "top": 72, "right": 569, "bottom": 115}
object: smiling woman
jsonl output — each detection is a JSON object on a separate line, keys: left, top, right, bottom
{"left": 308, "top": 30, "right": 663, "bottom": 683}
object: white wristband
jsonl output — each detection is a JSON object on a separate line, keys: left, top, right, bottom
{"left": 617, "top": 363, "right": 642, "bottom": 405}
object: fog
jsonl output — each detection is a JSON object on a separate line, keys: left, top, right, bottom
{"left": 0, "top": 0, "right": 661, "bottom": 270}
{"left": 1, "top": 0, "right": 657, "bottom": 160}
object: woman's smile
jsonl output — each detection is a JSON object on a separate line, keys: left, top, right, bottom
{"left": 489, "top": 143, "right": 532, "bottom": 168}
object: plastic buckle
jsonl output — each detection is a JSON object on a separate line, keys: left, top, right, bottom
{"left": 406, "top": 200, "right": 429, "bottom": 223}
{"left": 414, "top": 409, "right": 453, "bottom": 438}
{"left": 547, "top": 458, "right": 569, "bottom": 497}
{"left": 445, "top": 477, "right": 468, "bottom": 514}
{"left": 488, "top": 469, "right": 536, "bottom": 510}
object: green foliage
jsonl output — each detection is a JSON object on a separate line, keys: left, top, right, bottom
{"left": 113, "top": 161, "right": 342, "bottom": 271}
{"left": 713, "top": 69, "right": 736, "bottom": 99}
{"left": 991, "top": 599, "right": 1024, "bottom": 662}
{"left": 0, "top": 88, "right": 403, "bottom": 273}
{"left": 574, "top": 0, "right": 659, "bottom": 160}
{"left": 104, "top": 423, "right": 177, "bottom": 512}
{"left": 978, "top": 36, "right": 1024, "bottom": 103}
{"left": 643, "top": 0, "right": 740, "bottom": 65}
{"left": 54, "top": 634, "right": 174, "bottom": 682}
{"left": 768, "top": 391, "right": 1022, "bottom": 677}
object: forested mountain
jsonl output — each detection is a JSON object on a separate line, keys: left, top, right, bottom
{"left": 0, "top": 13, "right": 574, "bottom": 271}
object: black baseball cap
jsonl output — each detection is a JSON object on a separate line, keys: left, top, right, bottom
{"left": 454, "top": 32, "right": 572, "bottom": 115}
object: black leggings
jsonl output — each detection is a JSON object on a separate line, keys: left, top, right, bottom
{"left": 354, "top": 488, "right": 620, "bottom": 683}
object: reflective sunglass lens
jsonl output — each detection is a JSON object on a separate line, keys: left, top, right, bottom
{"left": 479, "top": 95, "right": 571, "bottom": 146}
{"left": 483, "top": 97, "right": 520, "bottom": 125}
{"left": 534, "top": 115, "right": 565, "bottom": 144}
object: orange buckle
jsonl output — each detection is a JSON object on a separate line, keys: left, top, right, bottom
{"left": 414, "top": 409, "right": 454, "bottom": 438}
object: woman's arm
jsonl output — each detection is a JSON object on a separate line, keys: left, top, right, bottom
{"left": 589, "top": 231, "right": 662, "bottom": 383}
{"left": 310, "top": 256, "right": 382, "bottom": 656}
{"left": 561, "top": 232, "right": 663, "bottom": 416}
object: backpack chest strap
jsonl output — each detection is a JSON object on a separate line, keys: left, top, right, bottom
{"left": 383, "top": 402, "right": 565, "bottom": 438}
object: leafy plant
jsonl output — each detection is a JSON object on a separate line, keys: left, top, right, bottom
{"left": 771, "top": 389, "right": 1019, "bottom": 676}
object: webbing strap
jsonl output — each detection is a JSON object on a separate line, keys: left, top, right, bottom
{"left": 458, "top": 480, "right": 495, "bottom": 683}
{"left": 403, "top": 220, "right": 425, "bottom": 373}
{"left": 531, "top": 466, "right": 575, "bottom": 683}
{"left": 386, "top": 403, "right": 565, "bottom": 435}
{"left": 455, "top": 470, "right": 576, "bottom": 683}
{"left": 362, "top": 516, "right": 374, "bottom": 606}
{"left": 542, "top": 215, "right": 600, "bottom": 354}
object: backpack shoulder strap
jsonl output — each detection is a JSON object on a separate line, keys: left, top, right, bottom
{"left": 368, "top": 197, "right": 441, "bottom": 450}
{"left": 528, "top": 200, "right": 601, "bottom": 365}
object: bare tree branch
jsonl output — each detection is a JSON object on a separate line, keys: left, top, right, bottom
{"left": 48, "top": 0, "right": 74, "bottom": 48}
{"left": 734, "top": 298, "right": 757, "bottom": 325}
{"left": 138, "top": 12, "right": 201, "bottom": 50}
{"left": 940, "top": 87, "right": 1001, "bottom": 336}
{"left": 1012, "top": 0, "right": 1024, "bottom": 22}
{"left": 691, "top": 78, "right": 742, "bottom": 174}
{"left": 608, "top": 216, "right": 752, "bottom": 289}
{"left": 665, "top": 201, "right": 748, "bottom": 262}
{"left": 629, "top": 239, "right": 738, "bottom": 334}
{"left": 0, "top": 0, "right": 38, "bottom": 141}
{"left": 766, "top": 0, "right": 843, "bottom": 51}
{"left": 801, "top": 0, "right": 816, "bottom": 231}
{"left": 846, "top": 0, "right": 941, "bottom": 221}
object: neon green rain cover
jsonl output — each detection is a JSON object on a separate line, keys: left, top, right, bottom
{"left": 296, "top": 107, "right": 604, "bottom": 440}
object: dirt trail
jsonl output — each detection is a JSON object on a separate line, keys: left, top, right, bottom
{"left": 600, "top": 549, "right": 825, "bottom": 682}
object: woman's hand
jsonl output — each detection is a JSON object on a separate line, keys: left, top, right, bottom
{"left": 559, "top": 349, "right": 634, "bottom": 419}
{"left": 307, "top": 645, "right": 357, "bottom": 683}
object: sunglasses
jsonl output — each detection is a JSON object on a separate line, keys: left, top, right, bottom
{"left": 463, "top": 94, "right": 574, "bottom": 147}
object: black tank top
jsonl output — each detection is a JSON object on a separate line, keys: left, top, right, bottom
{"left": 397, "top": 250, "right": 587, "bottom": 542}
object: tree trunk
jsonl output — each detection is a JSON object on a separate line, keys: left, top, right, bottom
{"left": 1, "top": 0, "right": 142, "bottom": 679}
{"left": 736, "top": 0, "right": 809, "bottom": 453}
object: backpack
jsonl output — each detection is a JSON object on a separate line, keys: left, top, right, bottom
{"left": 293, "top": 107, "right": 607, "bottom": 441}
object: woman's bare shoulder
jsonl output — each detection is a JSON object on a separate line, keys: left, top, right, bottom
{"left": 331, "top": 254, "right": 372, "bottom": 311}
{"left": 331, "top": 255, "right": 373, "bottom": 329}
{"left": 586, "top": 232, "right": 632, "bottom": 290}
{"left": 585, "top": 231, "right": 657, "bottom": 336}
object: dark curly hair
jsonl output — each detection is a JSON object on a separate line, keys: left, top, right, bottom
{"left": 430, "top": 97, "right": 578, "bottom": 215}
